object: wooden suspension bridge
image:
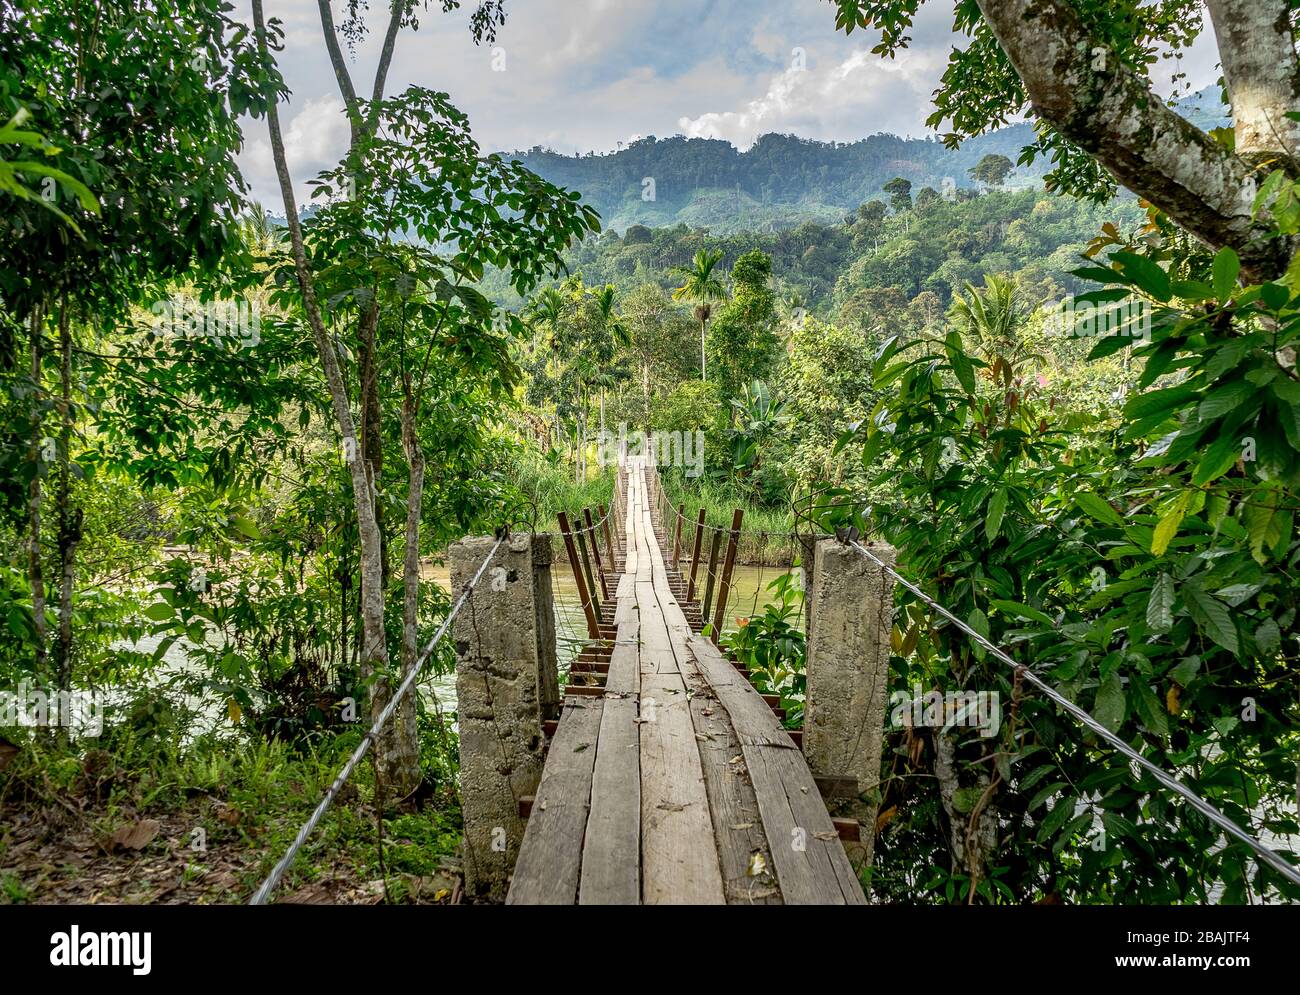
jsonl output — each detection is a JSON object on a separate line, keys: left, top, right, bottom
{"left": 254, "top": 454, "right": 1300, "bottom": 905}
{"left": 450, "top": 458, "right": 895, "bottom": 905}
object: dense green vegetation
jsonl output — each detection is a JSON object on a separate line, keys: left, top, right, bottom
{"left": 485, "top": 187, "right": 1145, "bottom": 316}
{"left": 3, "top": 0, "right": 1298, "bottom": 909}
{"left": 512, "top": 186, "right": 1142, "bottom": 506}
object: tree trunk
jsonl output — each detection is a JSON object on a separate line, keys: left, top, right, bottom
{"left": 55, "top": 299, "right": 81, "bottom": 689}
{"left": 358, "top": 301, "right": 389, "bottom": 587}
{"left": 393, "top": 383, "right": 425, "bottom": 797}
{"left": 974, "top": 0, "right": 1300, "bottom": 280}
{"left": 1206, "top": 0, "right": 1300, "bottom": 161}
{"left": 253, "top": 0, "right": 392, "bottom": 753}
{"left": 934, "top": 732, "right": 998, "bottom": 902}
{"left": 700, "top": 317, "right": 707, "bottom": 382}
{"left": 26, "top": 304, "right": 47, "bottom": 679}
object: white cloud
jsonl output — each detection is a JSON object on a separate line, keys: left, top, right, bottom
{"left": 677, "top": 47, "right": 946, "bottom": 149}
{"left": 238, "top": 95, "right": 351, "bottom": 210}
{"left": 231, "top": 0, "right": 1226, "bottom": 208}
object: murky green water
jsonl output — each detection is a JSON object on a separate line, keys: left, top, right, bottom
{"left": 422, "top": 560, "right": 801, "bottom": 711}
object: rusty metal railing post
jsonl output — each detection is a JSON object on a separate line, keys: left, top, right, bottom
{"left": 686, "top": 508, "right": 705, "bottom": 602}
{"left": 599, "top": 502, "right": 616, "bottom": 571}
{"left": 558, "top": 511, "right": 599, "bottom": 639}
{"left": 584, "top": 507, "right": 609, "bottom": 600}
{"left": 710, "top": 509, "right": 745, "bottom": 645}
{"left": 701, "top": 528, "right": 722, "bottom": 622}
{"left": 671, "top": 502, "right": 684, "bottom": 573}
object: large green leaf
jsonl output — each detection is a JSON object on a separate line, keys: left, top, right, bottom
{"left": 1111, "top": 251, "right": 1171, "bottom": 302}
{"left": 1183, "top": 585, "right": 1240, "bottom": 654}
{"left": 984, "top": 486, "right": 1008, "bottom": 541}
{"left": 1211, "top": 246, "right": 1239, "bottom": 301}
{"left": 1150, "top": 491, "right": 1189, "bottom": 556}
{"left": 989, "top": 599, "right": 1056, "bottom": 627}
{"left": 1074, "top": 491, "right": 1124, "bottom": 526}
{"left": 1146, "top": 573, "right": 1174, "bottom": 634}
{"left": 1191, "top": 432, "right": 1240, "bottom": 485}
{"left": 1094, "top": 671, "right": 1126, "bottom": 732}
{"left": 1123, "top": 385, "right": 1196, "bottom": 430}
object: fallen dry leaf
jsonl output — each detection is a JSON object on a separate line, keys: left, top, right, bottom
{"left": 204, "top": 868, "right": 238, "bottom": 891}
{"left": 875, "top": 805, "right": 898, "bottom": 833}
{"left": 747, "top": 851, "right": 767, "bottom": 877}
{"left": 280, "top": 883, "right": 333, "bottom": 904}
{"left": 111, "top": 819, "right": 161, "bottom": 851}
{"left": 212, "top": 801, "right": 242, "bottom": 826}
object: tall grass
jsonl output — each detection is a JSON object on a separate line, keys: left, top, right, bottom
{"left": 660, "top": 474, "right": 796, "bottom": 564}
{"left": 510, "top": 448, "right": 614, "bottom": 531}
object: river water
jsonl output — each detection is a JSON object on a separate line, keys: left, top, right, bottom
{"left": 422, "top": 561, "right": 794, "bottom": 710}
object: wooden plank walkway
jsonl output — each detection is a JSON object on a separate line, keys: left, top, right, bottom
{"left": 507, "top": 460, "right": 866, "bottom": 905}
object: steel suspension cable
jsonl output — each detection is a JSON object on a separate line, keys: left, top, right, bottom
{"left": 249, "top": 533, "right": 507, "bottom": 905}
{"left": 846, "top": 536, "right": 1300, "bottom": 888}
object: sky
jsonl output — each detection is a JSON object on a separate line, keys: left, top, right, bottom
{"left": 236, "top": 0, "right": 1223, "bottom": 208}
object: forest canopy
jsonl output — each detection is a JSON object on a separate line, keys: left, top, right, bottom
{"left": 1, "top": 0, "right": 1298, "bottom": 912}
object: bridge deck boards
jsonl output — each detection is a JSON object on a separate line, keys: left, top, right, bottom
{"left": 507, "top": 461, "right": 864, "bottom": 905}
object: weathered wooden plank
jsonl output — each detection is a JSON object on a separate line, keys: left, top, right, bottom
{"left": 507, "top": 696, "right": 604, "bottom": 905}
{"left": 579, "top": 696, "right": 641, "bottom": 905}
{"left": 688, "top": 690, "right": 782, "bottom": 905}
{"left": 637, "top": 592, "right": 678, "bottom": 678}
{"left": 605, "top": 618, "right": 640, "bottom": 696}
{"left": 515, "top": 461, "right": 863, "bottom": 907}
{"left": 639, "top": 670, "right": 725, "bottom": 904}
{"left": 742, "top": 742, "right": 867, "bottom": 905}
{"left": 688, "top": 635, "right": 793, "bottom": 748}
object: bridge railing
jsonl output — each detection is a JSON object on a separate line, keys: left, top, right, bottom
{"left": 635, "top": 470, "right": 1300, "bottom": 891}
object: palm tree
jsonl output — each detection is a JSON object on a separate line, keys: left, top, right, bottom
{"left": 588, "top": 284, "right": 630, "bottom": 436}
{"left": 948, "top": 274, "right": 1038, "bottom": 384}
{"left": 671, "top": 248, "right": 727, "bottom": 382}
{"left": 523, "top": 285, "right": 567, "bottom": 352}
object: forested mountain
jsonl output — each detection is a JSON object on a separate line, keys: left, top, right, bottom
{"left": 507, "top": 88, "right": 1224, "bottom": 234}
{"left": 511, "top": 127, "right": 1041, "bottom": 233}
{"left": 482, "top": 187, "right": 1146, "bottom": 318}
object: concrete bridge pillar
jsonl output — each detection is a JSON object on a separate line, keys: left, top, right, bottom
{"left": 452, "top": 532, "right": 558, "bottom": 901}
{"left": 803, "top": 537, "right": 896, "bottom": 880}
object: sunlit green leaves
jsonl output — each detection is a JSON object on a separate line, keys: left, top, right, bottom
{"left": 1151, "top": 491, "right": 1189, "bottom": 556}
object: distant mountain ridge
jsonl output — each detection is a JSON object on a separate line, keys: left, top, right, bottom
{"left": 264, "top": 89, "right": 1227, "bottom": 236}
{"left": 504, "top": 87, "right": 1228, "bottom": 234}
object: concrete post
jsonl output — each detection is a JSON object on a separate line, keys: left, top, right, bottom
{"left": 452, "top": 533, "right": 559, "bottom": 901}
{"left": 803, "top": 538, "right": 896, "bottom": 877}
